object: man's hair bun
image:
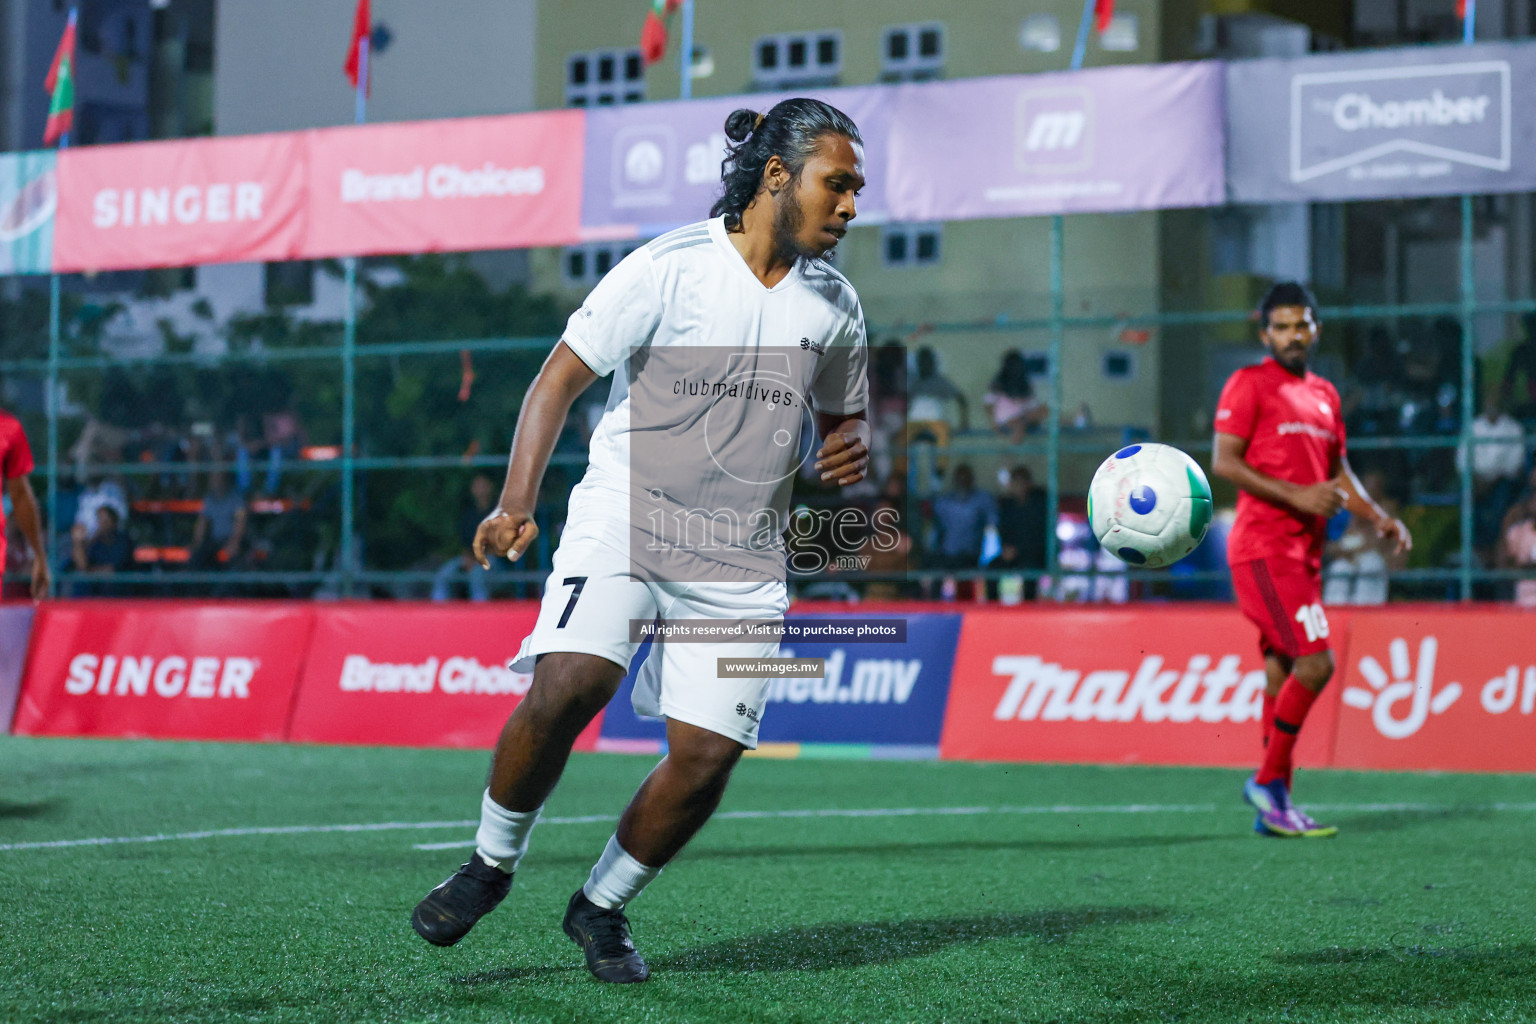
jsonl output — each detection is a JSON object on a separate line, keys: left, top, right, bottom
{"left": 723, "top": 108, "right": 760, "bottom": 143}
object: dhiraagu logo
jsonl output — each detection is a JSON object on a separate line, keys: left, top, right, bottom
{"left": 1343, "top": 636, "right": 1462, "bottom": 739}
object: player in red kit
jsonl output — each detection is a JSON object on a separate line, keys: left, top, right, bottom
{"left": 1, "top": 406, "right": 50, "bottom": 600}
{"left": 1213, "top": 283, "right": 1410, "bottom": 838}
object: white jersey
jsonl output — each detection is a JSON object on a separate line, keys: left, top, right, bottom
{"left": 558, "top": 215, "right": 868, "bottom": 581}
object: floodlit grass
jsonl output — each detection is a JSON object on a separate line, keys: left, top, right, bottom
{"left": 1, "top": 737, "right": 1533, "bottom": 1023}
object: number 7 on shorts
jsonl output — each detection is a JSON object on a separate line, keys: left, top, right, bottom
{"left": 556, "top": 576, "right": 588, "bottom": 628}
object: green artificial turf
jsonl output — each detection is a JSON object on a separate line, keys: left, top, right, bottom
{"left": 1, "top": 737, "right": 1533, "bottom": 1023}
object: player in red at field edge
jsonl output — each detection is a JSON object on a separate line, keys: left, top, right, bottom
{"left": 1212, "top": 282, "right": 1410, "bottom": 838}
{"left": 0, "top": 405, "right": 50, "bottom": 600}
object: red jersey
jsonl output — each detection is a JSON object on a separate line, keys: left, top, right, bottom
{"left": 0, "top": 409, "right": 36, "bottom": 568}
{"left": 1215, "top": 358, "right": 1345, "bottom": 572}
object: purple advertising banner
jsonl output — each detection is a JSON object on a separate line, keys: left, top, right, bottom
{"left": 0, "top": 605, "right": 35, "bottom": 733}
{"left": 885, "top": 63, "right": 1225, "bottom": 221}
{"left": 580, "top": 86, "right": 892, "bottom": 240}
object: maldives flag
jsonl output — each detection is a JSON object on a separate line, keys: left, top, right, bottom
{"left": 344, "top": 0, "right": 371, "bottom": 93}
{"left": 640, "top": 0, "right": 684, "bottom": 66}
{"left": 1094, "top": 0, "right": 1115, "bottom": 33}
{"left": 43, "top": 12, "right": 76, "bottom": 146}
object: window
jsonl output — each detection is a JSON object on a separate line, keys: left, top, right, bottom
{"left": 753, "top": 31, "right": 841, "bottom": 89}
{"left": 1102, "top": 351, "right": 1137, "bottom": 381}
{"left": 1018, "top": 14, "right": 1061, "bottom": 53}
{"left": 561, "top": 242, "right": 637, "bottom": 287}
{"left": 1100, "top": 13, "right": 1140, "bottom": 52}
{"left": 881, "top": 22, "right": 944, "bottom": 81}
{"left": 264, "top": 261, "right": 314, "bottom": 307}
{"left": 881, "top": 224, "right": 942, "bottom": 268}
{"left": 566, "top": 49, "right": 645, "bottom": 107}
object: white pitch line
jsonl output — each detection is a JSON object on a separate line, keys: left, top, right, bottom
{"left": 7, "top": 801, "right": 1536, "bottom": 855}
{"left": 407, "top": 803, "right": 1222, "bottom": 851}
{"left": 0, "top": 819, "right": 477, "bottom": 853}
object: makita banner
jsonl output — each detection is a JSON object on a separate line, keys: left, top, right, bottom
{"left": 12, "top": 602, "right": 312, "bottom": 741}
{"left": 0, "top": 152, "right": 56, "bottom": 276}
{"left": 287, "top": 604, "right": 604, "bottom": 750}
{"left": 52, "top": 133, "right": 307, "bottom": 272}
{"left": 0, "top": 605, "right": 35, "bottom": 733}
{"left": 1227, "top": 41, "right": 1536, "bottom": 202}
{"left": 305, "top": 110, "right": 586, "bottom": 258}
{"left": 885, "top": 63, "right": 1225, "bottom": 221}
{"left": 598, "top": 612, "right": 961, "bottom": 751}
{"left": 1332, "top": 608, "right": 1536, "bottom": 773}
{"left": 938, "top": 607, "right": 1343, "bottom": 767}
{"left": 581, "top": 86, "right": 892, "bottom": 239}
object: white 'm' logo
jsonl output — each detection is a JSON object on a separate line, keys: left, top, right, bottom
{"left": 1343, "top": 637, "right": 1461, "bottom": 739}
{"left": 1024, "top": 111, "right": 1086, "bottom": 152}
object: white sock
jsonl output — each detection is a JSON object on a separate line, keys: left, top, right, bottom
{"left": 581, "top": 834, "right": 661, "bottom": 910}
{"left": 473, "top": 789, "right": 541, "bottom": 872}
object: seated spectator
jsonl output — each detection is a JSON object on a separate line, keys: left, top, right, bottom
{"left": 74, "top": 476, "right": 129, "bottom": 541}
{"left": 1323, "top": 473, "right": 1408, "bottom": 606}
{"left": 858, "top": 497, "right": 914, "bottom": 602}
{"left": 866, "top": 340, "right": 910, "bottom": 485}
{"left": 983, "top": 350, "right": 1048, "bottom": 444}
{"left": 1458, "top": 394, "right": 1528, "bottom": 558}
{"left": 1500, "top": 313, "right": 1536, "bottom": 424}
{"left": 192, "top": 473, "right": 247, "bottom": 569}
{"left": 70, "top": 505, "right": 130, "bottom": 593}
{"left": 1041, "top": 514, "right": 1127, "bottom": 604}
{"left": 931, "top": 464, "right": 995, "bottom": 573}
{"left": 990, "top": 465, "right": 1047, "bottom": 602}
{"left": 432, "top": 474, "right": 500, "bottom": 602}
{"left": 1499, "top": 487, "right": 1536, "bottom": 607}
{"left": 904, "top": 346, "right": 969, "bottom": 445}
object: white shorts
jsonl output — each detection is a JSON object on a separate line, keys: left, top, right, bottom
{"left": 510, "top": 512, "right": 788, "bottom": 748}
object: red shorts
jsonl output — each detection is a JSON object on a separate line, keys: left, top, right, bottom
{"left": 1231, "top": 558, "right": 1331, "bottom": 659}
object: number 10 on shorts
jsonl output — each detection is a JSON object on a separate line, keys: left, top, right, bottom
{"left": 1294, "top": 602, "right": 1329, "bottom": 643}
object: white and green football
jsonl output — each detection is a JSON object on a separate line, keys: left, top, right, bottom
{"left": 1088, "top": 442, "right": 1213, "bottom": 568}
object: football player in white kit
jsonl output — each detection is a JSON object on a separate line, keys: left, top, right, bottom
{"left": 412, "top": 98, "right": 871, "bottom": 983}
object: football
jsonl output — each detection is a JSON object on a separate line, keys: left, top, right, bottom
{"left": 1088, "top": 442, "right": 1213, "bottom": 568}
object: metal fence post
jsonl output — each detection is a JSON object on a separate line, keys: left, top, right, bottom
{"left": 1047, "top": 216, "right": 1064, "bottom": 578}
{"left": 1458, "top": 194, "right": 1475, "bottom": 602}
{"left": 341, "top": 257, "right": 357, "bottom": 598}
{"left": 45, "top": 273, "right": 60, "bottom": 595}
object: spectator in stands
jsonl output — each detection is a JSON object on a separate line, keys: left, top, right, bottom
{"left": 931, "top": 463, "right": 995, "bottom": 573}
{"left": 905, "top": 346, "right": 969, "bottom": 443}
{"left": 870, "top": 340, "right": 907, "bottom": 408}
{"left": 1498, "top": 485, "right": 1536, "bottom": 607}
{"left": 1500, "top": 313, "right": 1536, "bottom": 425}
{"left": 74, "top": 476, "right": 129, "bottom": 541}
{"left": 1460, "top": 393, "right": 1528, "bottom": 558}
{"left": 990, "top": 465, "right": 1047, "bottom": 601}
{"left": 71, "top": 505, "right": 131, "bottom": 581}
{"left": 866, "top": 339, "right": 909, "bottom": 485}
{"left": 192, "top": 472, "right": 247, "bottom": 569}
{"left": 984, "top": 350, "right": 1048, "bottom": 444}
{"left": 1323, "top": 471, "right": 1408, "bottom": 606}
{"left": 858, "top": 497, "right": 914, "bottom": 602}
{"left": 432, "top": 474, "right": 499, "bottom": 602}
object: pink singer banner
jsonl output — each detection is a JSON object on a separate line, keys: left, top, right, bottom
{"left": 305, "top": 110, "right": 586, "bottom": 258}
{"left": 886, "top": 63, "right": 1225, "bottom": 221}
{"left": 53, "top": 133, "right": 307, "bottom": 272}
